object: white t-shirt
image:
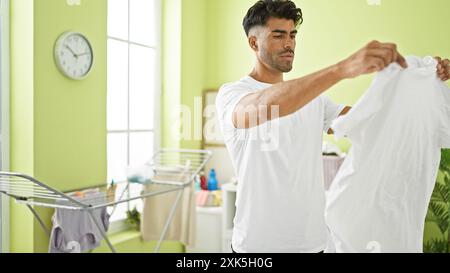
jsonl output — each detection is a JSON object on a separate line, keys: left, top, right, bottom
{"left": 326, "top": 56, "right": 450, "bottom": 253}
{"left": 216, "top": 75, "right": 345, "bottom": 253}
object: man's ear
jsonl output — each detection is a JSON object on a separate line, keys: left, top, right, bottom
{"left": 249, "top": 36, "right": 258, "bottom": 52}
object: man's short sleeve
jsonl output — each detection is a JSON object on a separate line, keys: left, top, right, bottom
{"left": 322, "top": 96, "right": 346, "bottom": 133}
{"left": 216, "top": 83, "right": 254, "bottom": 141}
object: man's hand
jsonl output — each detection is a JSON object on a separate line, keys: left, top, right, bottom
{"left": 435, "top": 57, "right": 449, "bottom": 81}
{"left": 338, "top": 40, "right": 408, "bottom": 79}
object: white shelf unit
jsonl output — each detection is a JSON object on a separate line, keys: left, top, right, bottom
{"left": 221, "top": 182, "right": 237, "bottom": 253}
{"left": 186, "top": 206, "right": 223, "bottom": 253}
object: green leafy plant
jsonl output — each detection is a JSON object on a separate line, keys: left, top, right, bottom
{"left": 126, "top": 207, "right": 141, "bottom": 231}
{"left": 424, "top": 149, "right": 450, "bottom": 253}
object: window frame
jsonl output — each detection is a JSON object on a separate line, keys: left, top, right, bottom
{"left": 0, "top": 0, "right": 10, "bottom": 253}
{"left": 106, "top": 0, "right": 162, "bottom": 230}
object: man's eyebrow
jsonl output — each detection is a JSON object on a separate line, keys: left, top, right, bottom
{"left": 271, "top": 29, "right": 298, "bottom": 34}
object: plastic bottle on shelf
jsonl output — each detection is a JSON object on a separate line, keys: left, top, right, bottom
{"left": 200, "top": 171, "right": 208, "bottom": 190}
{"left": 194, "top": 174, "right": 201, "bottom": 191}
{"left": 208, "top": 169, "right": 218, "bottom": 191}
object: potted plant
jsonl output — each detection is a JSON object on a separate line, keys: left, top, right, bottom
{"left": 424, "top": 149, "right": 450, "bottom": 253}
{"left": 126, "top": 207, "right": 141, "bottom": 231}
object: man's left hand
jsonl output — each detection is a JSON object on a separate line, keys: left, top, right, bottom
{"left": 435, "top": 56, "right": 449, "bottom": 81}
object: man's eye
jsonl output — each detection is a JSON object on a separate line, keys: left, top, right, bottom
{"left": 291, "top": 35, "right": 296, "bottom": 39}
{"left": 274, "top": 36, "right": 283, "bottom": 39}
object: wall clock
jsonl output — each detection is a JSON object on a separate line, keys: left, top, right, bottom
{"left": 54, "top": 32, "right": 94, "bottom": 80}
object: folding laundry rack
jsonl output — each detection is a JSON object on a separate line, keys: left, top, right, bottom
{"left": 0, "top": 149, "right": 212, "bottom": 253}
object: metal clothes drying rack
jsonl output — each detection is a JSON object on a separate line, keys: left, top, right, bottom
{"left": 0, "top": 149, "right": 212, "bottom": 253}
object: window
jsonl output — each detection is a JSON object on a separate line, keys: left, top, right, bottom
{"left": 107, "top": 0, "right": 161, "bottom": 223}
{"left": 0, "top": 0, "right": 9, "bottom": 253}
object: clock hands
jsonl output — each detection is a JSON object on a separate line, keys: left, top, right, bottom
{"left": 65, "top": 45, "right": 79, "bottom": 58}
{"left": 77, "top": 52, "right": 91, "bottom": 57}
{"left": 66, "top": 44, "right": 90, "bottom": 60}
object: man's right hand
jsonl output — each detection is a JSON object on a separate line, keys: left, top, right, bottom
{"left": 338, "top": 40, "right": 408, "bottom": 79}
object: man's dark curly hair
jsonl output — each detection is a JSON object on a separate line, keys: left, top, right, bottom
{"left": 243, "top": 0, "right": 303, "bottom": 37}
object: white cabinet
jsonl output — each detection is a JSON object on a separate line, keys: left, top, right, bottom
{"left": 221, "top": 183, "right": 237, "bottom": 253}
{"left": 187, "top": 206, "right": 223, "bottom": 253}
{"left": 186, "top": 183, "right": 237, "bottom": 253}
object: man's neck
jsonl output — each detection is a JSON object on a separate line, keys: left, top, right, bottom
{"left": 249, "top": 62, "right": 284, "bottom": 84}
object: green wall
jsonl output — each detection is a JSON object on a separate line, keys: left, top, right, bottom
{"left": 162, "top": 0, "right": 207, "bottom": 150}
{"left": 10, "top": 0, "right": 107, "bottom": 253}
{"left": 33, "top": 0, "right": 107, "bottom": 196}
{"left": 180, "top": 0, "right": 207, "bottom": 149}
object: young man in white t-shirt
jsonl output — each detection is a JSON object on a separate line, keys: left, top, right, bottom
{"left": 216, "top": 0, "right": 450, "bottom": 253}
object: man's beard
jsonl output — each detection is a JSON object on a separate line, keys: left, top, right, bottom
{"left": 261, "top": 48, "right": 294, "bottom": 73}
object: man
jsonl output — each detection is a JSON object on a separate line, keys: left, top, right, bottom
{"left": 216, "top": 0, "right": 450, "bottom": 253}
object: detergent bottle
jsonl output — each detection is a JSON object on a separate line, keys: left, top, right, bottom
{"left": 200, "top": 171, "right": 208, "bottom": 190}
{"left": 208, "top": 169, "right": 218, "bottom": 191}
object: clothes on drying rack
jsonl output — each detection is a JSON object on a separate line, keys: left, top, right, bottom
{"left": 49, "top": 207, "right": 110, "bottom": 253}
{"left": 140, "top": 183, "right": 196, "bottom": 247}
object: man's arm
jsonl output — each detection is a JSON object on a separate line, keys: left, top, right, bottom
{"left": 233, "top": 41, "right": 407, "bottom": 129}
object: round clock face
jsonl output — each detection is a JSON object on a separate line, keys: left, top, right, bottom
{"left": 54, "top": 32, "right": 94, "bottom": 80}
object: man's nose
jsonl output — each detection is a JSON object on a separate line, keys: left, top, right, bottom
{"left": 284, "top": 39, "right": 294, "bottom": 50}
{"left": 284, "top": 43, "right": 293, "bottom": 51}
